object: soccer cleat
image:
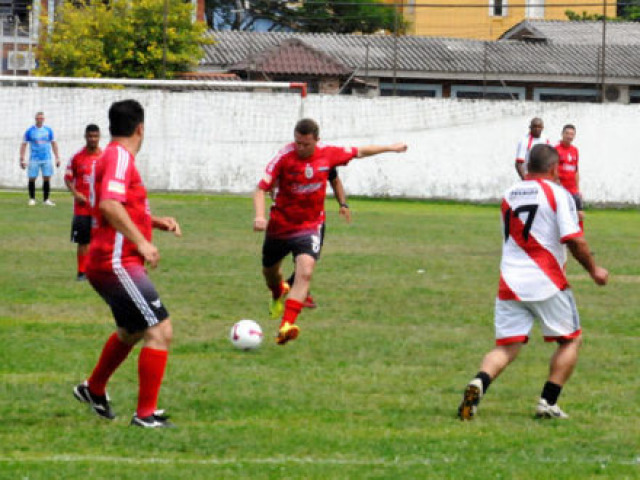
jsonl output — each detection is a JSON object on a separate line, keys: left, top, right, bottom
{"left": 458, "top": 378, "right": 483, "bottom": 421}
{"left": 28, "top": 199, "right": 37, "bottom": 206}
{"left": 303, "top": 294, "right": 317, "bottom": 309}
{"left": 76, "top": 273, "right": 87, "bottom": 282}
{"left": 43, "top": 199, "right": 56, "bottom": 206}
{"left": 535, "top": 398, "right": 569, "bottom": 419}
{"left": 73, "top": 381, "right": 115, "bottom": 420}
{"left": 130, "top": 411, "right": 175, "bottom": 428}
{"left": 268, "top": 281, "right": 290, "bottom": 320}
{"left": 276, "top": 322, "right": 300, "bottom": 345}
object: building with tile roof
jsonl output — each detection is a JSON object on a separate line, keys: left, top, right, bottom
{"left": 199, "top": 29, "right": 640, "bottom": 103}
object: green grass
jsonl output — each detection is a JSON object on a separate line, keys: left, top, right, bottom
{"left": 0, "top": 191, "right": 638, "bottom": 479}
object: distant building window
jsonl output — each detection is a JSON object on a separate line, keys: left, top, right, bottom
{"left": 526, "top": 0, "right": 545, "bottom": 19}
{"left": 451, "top": 85, "right": 525, "bottom": 100}
{"left": 380, "top": 82, "right": 442, "bottom": 98}
{"left": 489, "top": 0, "right": 507, "bottom": 17}
{"left": 533, "top": 87, "right": 600, "bottom": 103}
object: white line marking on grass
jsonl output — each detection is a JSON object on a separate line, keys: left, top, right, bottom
{"left": 0, "top": 455, "right": 638, "bottom": 467}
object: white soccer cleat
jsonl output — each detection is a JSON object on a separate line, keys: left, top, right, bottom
{"left": 28, "top": 199, "right": 37, "bottom": 206}
{"left": 43, "top": 199, "right": 56, "bottom": 206}
{"left": 535, "top": 398, "right": 569, "bottom": 419}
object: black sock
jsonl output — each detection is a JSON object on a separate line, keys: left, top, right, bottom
{"left": 28, "top": 181, "right": 36, "bottom": 199}
{"left": 475, "top": 371, "right": 492, "bottom": 394}
{"left": 43, "top": 180, "right": 50, "bottom": 201}
{"left": 541, "top": 381, "right": 562, "bottom": 406}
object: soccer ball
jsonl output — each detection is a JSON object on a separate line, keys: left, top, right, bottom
{"left": 229, "top": 319, "right": 264, "bottom": 350}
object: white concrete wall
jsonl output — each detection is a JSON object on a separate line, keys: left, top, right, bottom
{"left": 1, "top": 86, "right": 638, "bottom": 204}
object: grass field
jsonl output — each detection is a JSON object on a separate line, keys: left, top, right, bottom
{"left": 0, "top": 191, "right": 638, "bottom": 479}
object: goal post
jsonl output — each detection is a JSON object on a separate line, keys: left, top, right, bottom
{"left": 0, "top": 74, "right": 307, "bottom": 192}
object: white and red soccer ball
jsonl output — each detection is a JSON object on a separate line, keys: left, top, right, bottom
{"left": 229, "top": 319, "right": 263, "bottom": 350}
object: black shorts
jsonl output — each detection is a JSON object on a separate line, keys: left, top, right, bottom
{"left": 572, "top": 193, "right": 584, "bottom": 211}
{"left": 87, "top": 264, "right": 170, "bottom": 333}
{"left": 71, "top": 215, "right": 92, "bottom": 244}
{"left": 262, "top": 226, "right": 324, "bottom": 268}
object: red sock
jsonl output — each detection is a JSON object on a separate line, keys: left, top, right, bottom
{"left": 137, "top": 347, "right": 168, "bottom": 418}
{"left": 281, "top": 298, "right": 303, "bottom": 327}
{"left": 77, "top": 251, "right": 88, "bottom": 274}
{"left": 87, "top": 333, "right": 133, "bottom": 396}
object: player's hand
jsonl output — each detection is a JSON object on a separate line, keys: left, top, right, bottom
{"left": 55, "top": 158, "right": 61, "bottom": 168}
{"left": 254, "top": 217, "right": 267, "bottom": 231}
{"left": 75, "top": 193, "right": 88, "bottom": 205}
{"left": 20, "top": 159, "right": 26, "bottom": 170}
{"left": 590, "top": 266, "right": 609, "bottom": 286}
{"left": 391, "top": 143, "right": 408, "bottom": 153}
{"left": 339, "top": 206, "right": 352, "bottom": 223}
{"left": 138, "top": 240, "right": 160, "bottom": 269}
{"left": 154, "top": 217, "right": 182, "bottom": 237}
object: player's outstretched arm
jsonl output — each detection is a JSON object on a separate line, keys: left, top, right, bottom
{"left": 356, "top": 142, "right": 408, "bottom": 158}
{"left": 152, "top": 216, "right": 182, "bottom": 237}
{"left": 100, "top": 199, "right": 160, "bottom": 268}
{"left": 566, "top": 236, "right": 608, "bottom": 285}
{"left": 253, "top": 187, "right": 268, "bottom": 231}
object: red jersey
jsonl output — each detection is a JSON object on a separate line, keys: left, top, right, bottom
{"left": 555, "top": 142, "right": 580, "bottom": 194}
{"left": 64, "top": 147, "right": 102, "bottom": 216}
{"left": 88, "top": 141, "right": 152, "bottom": 272}
{"left": 258, "top": 142, "right": 358, "bottom": 238}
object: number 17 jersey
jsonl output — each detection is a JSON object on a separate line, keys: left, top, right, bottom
{"left": 498, "top": 179, "right": 582, "bottom": 302}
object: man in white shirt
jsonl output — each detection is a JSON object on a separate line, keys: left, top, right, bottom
{"left": 515, "top": 117, "right": 549, "bottom": 180}
{"left": 459, "top": 144, "right": 608, "bottom": 421}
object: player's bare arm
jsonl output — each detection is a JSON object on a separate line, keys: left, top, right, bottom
{"left": 253, "top": 187, "right": 268, "bottom": 231}
{"left": 356, "top": 142, "right": 408, "bottom": 158}
{"left": 19, "top": 142, "right": 27, "bottom": 169}
{"left": 330, "top": 176, "right": 351, "bottom": 223}
{"left": 566, "top": 236, "right": 608, "bottom": 285}
{"left": 100, "top": 198, "right": 160, "bottom": 268}
{"left": 64, "top": 177, "right": 88, "bottom": 205}
{"left": 52, "top": 141, "right": 61, "bottom": 167}
{"left": 152, "top": 216, "right": 182, "bottom": 237}
{"left": 515, "top": 162, "right": 526, "bottom": 180}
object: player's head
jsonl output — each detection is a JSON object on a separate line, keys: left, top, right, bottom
{"left": 85, "top": 124, "right": 100, "bottom": 150}
{"left": 561, "top": 124, "right": 576, "bottom": 145}
{"left": 35, "top": 112, "right": 45, "bottom": 127}
{"left": 529, "top": 117, "right": 544, "bottom": 138}
{"left": 109, "top": 99, "right": 144, "bottom": 151}
{"left": 528, "top": 144, "right": 558, "bottom": 178}
{"left": 294, "top": 118, "right": 319, "bottom": 159}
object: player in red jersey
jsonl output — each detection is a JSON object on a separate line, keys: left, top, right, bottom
{"left": 253, "top": 118, "right": 407, "bottom": 345}
{"left": 555, "top": 124, "right": 584, "bottom": 225}
{"left": 73, "top": 100, "right": 181, "bottom": 428}
{"left": 64, "top": 124, "right": 102, "bottom": 281}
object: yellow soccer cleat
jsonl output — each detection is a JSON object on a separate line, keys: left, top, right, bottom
{"left": 268, "top": 281, "right": 290, "bottom": 320}
{"left": 276, "top": 322, "right": 300, "bottom": 345}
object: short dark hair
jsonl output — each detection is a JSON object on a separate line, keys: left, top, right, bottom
{"left": 528, "top": 144, "right": 558, "bottom": 174}
{"left": 85, "top": 124, "right": 100, "bottom": 134}
{"left": 294, "top": 118, "right": 319, "bottom": 138}
{"left": 530, "top": 117, "right": 543, "bottom": 127}
{"left": 562, "top": 124, "right": 576, "bottom": 132}
{"left": 109, "top": 99, "right": 144, "bottom": 137}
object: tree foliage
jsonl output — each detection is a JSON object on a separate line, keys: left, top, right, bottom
{"left": 38, "top": 0, "right": 211, "bottom": 79}
{"left": 208, "top": 0, "right": 406, "bottom": 34}
{"left": 566, "top": 1, "right": 640, "bottom": 21}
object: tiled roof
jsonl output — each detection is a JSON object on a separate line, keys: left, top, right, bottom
{"left": 201, "top": 30, "right": 640, "bottom": 80}
{"left": 229, "top": 38, "right": 352, "bottom": 76}
{"left": 500, "top": 19, "right": 640, "bottom": 45}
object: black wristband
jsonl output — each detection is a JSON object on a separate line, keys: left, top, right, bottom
{"left": 340, "top": 203, "right": 349, "bottom": 208}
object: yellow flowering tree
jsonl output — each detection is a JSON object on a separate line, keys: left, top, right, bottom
{"left": 38, "top": 0, "right": 210, "bottom": 79}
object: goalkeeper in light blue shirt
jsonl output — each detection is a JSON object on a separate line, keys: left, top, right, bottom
{"left": 20, "top": 111, "right": 60, "bottom": 206}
